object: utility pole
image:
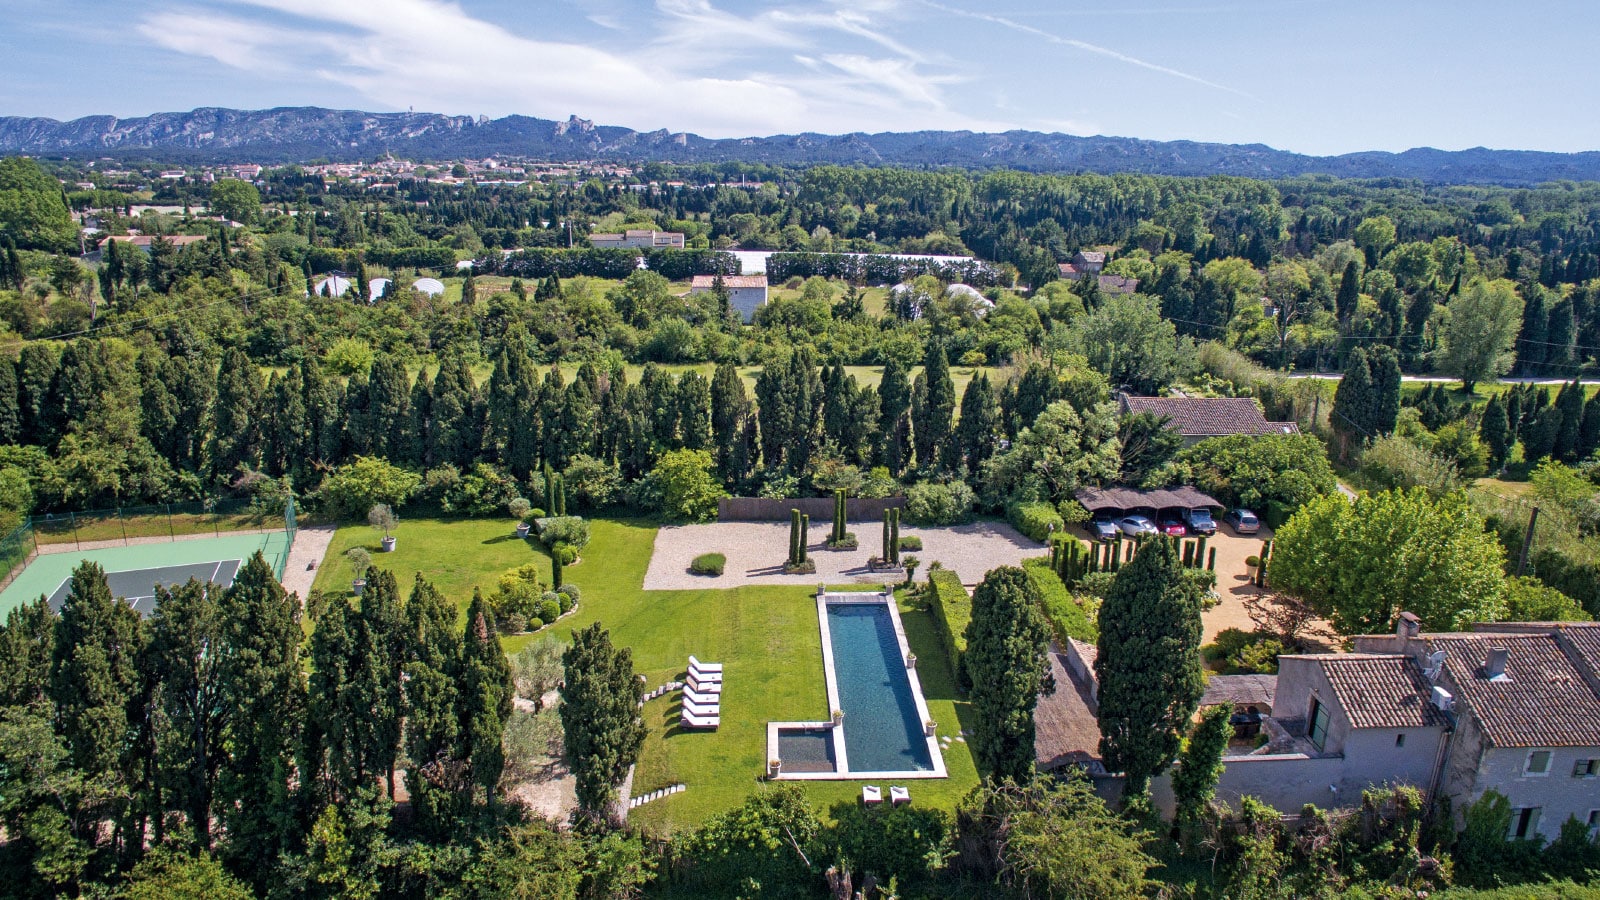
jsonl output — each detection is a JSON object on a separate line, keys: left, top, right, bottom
{"left": 1515, "top": 506, "right": 1539, "bottom": 577}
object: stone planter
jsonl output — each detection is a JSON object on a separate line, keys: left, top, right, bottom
{"left": 769, "top": 759, "right": 782, "bottom": 777}
{"left": 516, "top": 522, "right": 531, "bottom": 539}
{"left": 924, "top": 720, "right": 937, "bottom": 737}
{"left": 381, "top": 536, "right": 397, "bottom": 552}
{"left": 906, "top": 652, "right": 917, "bottom": 670}
{"left": 352, "top": 578, "right": 367, "bottom": 597}
{"left": 832, "top": 709, "right": 845, "bottom": 726}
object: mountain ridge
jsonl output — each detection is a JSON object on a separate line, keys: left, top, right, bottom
{"left": 3, "top": 106, "right": 1599, "bottom": 185}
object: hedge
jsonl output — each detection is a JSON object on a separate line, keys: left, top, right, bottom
{"left": 1022, "top": 557, "right": 1097, "bottom": 643}
{"left": 764, "top": 252, "right": 1001, "bottom": 286}
{"left": 1008, "top": 502, "right": 1064, "bottom": 543}
{"left": 926, "top": 569, "right": 973, "bottom": 691}
{"left": 482, "top": 247, "right": 740, "bottom": 280}
{"left": 690, "top": 552, "right": 726, "bottom": 576}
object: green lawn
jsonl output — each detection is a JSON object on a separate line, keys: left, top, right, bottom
{"left": 308, "top": 515, "right": 980, "bottom": 831}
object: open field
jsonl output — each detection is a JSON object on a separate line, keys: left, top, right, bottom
{"left": 308, "top": 515, "right": 980, "bottom": 830}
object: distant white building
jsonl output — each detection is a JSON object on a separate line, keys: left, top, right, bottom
{"left": 690, "top": 274, "right": 768, "bottom": 323}
{"left": 412, "top": 277, "right": 446, "bottom": 297}
{"left": 314, "top": 275, "right": 353, "bottom": 297}
{"left": 591, "top": 229, "right": 686, "bottom": 250}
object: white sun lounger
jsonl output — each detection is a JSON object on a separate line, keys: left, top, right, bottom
{"left": 682, "top": 695, "right": 720, "bottom": 716}
{"left": 688, "top": 655, "right": 723, "bottom": 674}
{"left": 862, "top": 785, "right": 883, "bottom": 805}
{"left": 687, "top": 665, "right": 723, "bottom": 683}
{"left": 687, "top": 674, "right": 723, "bottom": 694}
{"left": 890, "top": 786, "right": 910, "bottom": 805}
{"left": 681, "top": 710, "right": 720, "bottom": 729}
{"left": 683, "top": 685, "right": 722, "bottom": 705}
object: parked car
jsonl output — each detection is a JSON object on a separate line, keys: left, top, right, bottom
{"left": 1225, "top": 508, "right": 1261, "bottom": 534}
{"left": 1157, "top": 514, "right": 1187, "bottom": 536}
{"left": 1182, "top": 507, "right": 1217, "bottom": 535}
{"left": 1089, "top": 515, "right": 1119, "bottom": 542}
{"left": 1117, "top": 514, "right": 1158, "bottom": 537}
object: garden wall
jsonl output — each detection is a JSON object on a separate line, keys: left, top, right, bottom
{"left": 717, "top": 497, "right": 905, "bottom": 522}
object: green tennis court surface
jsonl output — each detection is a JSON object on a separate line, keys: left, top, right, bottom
{"left": 0, "top": 531, "right": 290, "bottom": 618}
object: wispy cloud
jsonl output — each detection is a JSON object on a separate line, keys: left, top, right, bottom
{"left": 133, "top": 0, "right": 1002, "bottom": 136}
{"left": 916, "top": 0, "right": 1256, "bottom": 99}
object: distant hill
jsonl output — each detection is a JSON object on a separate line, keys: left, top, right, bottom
{"left": 3, "top": 106, "right": 1599, "bottom": 185}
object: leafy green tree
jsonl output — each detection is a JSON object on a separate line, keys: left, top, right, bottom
{"left": 674, "top": 785, "right": 821, "bottom": 895}
{"left": 316, "top": 456, "right": 420, "bottom": 518}
{"left": 208, "top": 179, "right": 261, "bottom": 226}
{"left": 964, "top": 566, "right": 1055, "bottom": 782}
{"left": 1354, "top": 215, "right": 1396, "bottom": 268}
{"left": 953, "top": 778, "right": 1154, "bottom": 899}
{"left": 1117, "top": 411, "right": 1183, "bottom": 484}
{"left": 0, "top": 706, "right": 112, "bottom": 896}
{"left": 980, "top": 400, "right": 1121, "bottom": 505}
{"left": 460, "top": 820, "right": 584, "bottom": 899}
{"left": 1176, "top": 432, "right": 1337, "bottom": 513}
{"left": 119, "top": 846, "right": 254, "bottom": 900}
{"left": 1073, "top": 293, "right": 1195, "bottom": 394}
{"left": 560, "top": 623, "right": 645, "bottom": 821}
{"left": 1440, "top": 278, "right": 1524, "bottom": 392}
{"left": 1271, "top": 488, "right": 1508, "bottom": 634}
{"left": 1095, "top": 537, "right": 1204, "bottom": 797}
{"left": 1171, "top": 703, "right": 1232, "bottom": 845}
{"left": 640, "top": 448, "right": 726, "bottom": 522}
{"left": 0, "top": 157, "right": 76, "bottom": 251}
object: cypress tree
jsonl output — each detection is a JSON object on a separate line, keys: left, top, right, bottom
{"left": 308, "top": 593, "right": 361, "bottom": 801}
{"left": 877, "top": 357, "right": 912, "bottom": 474}
{"left": 1172, "top": 703, "right": 1233, "bottom": 847}
{"left": 404, "top": 575, "right": 466, "bottom": 829}
{"left": 48, "top": 561, "right": 143, "bottom": 789}
{"left": 0, "top": 355, "right": 19, "bottom": 444}
{"left": 913, "top": 341, "right": 956, "bottom": 471}
{"left": 147, "top": 578, "right": 227, "bottom": 849}
{"left": 461, "top": 272, "right": 477, "bottom": 305}
{"left": 1580, "top": 391, "right": 1600, "bottom": 460}
{"left": 1367, "top": 345, "right": 1403, "bottom": 435}
{"left": 262, "top": 366, "right": 307, "bottom": 478}
{"left": 1553, "top": 379, "right": 1586, "bottom": 461}
{"left": 210, "top": 348, "right": 263, "bottom": 481}
{"left": 538, "top": 366, "right": 567, "bottom": 467}
{"left": 1524, "top": 405, "right": 1563, "bottom": 463}
{"left": 1545, "top": 298, "right": 1577, "bottom": 374}
{"left": 216, "top": 553, "right": 304, "bottom": 887}
{"left": 342, "top": 369, "right": 374, "bottom": 458}
{"left": 560, "top": 623, "right": 646, "bottom": 821}
{"left": 429, "top": 352, "right": 482, "bottom": 468}
{"left": 366, "top": 353, "right": 413, "bottom": 462}
{"left": 17, "top": 342, "right": 61, "bottom": 443}
{"left": 302, "top": 358, "right": 344, "bottom": 470}
{"left": 755, "top": 354, "right": 795, "bottom": 470}
{"left": 1330, "top": 346, "right": 1373, "bottom": 458}
{"left": 0, "top": 598, "right": 55, "bottom": 709}
{"left": 356, "top": 569, "right": 405, "bottom": 800}
{"left": 709, "top": 362, "right": 750, "bottom": 483}
{"left": 955, "top": 372, "right": 998, "bottom": 476}
{"left": 1480, "top": 395, "right": 1511, "bottom": 469}
{"left": 1518, "top": 289, "right": 1548, "bottom": 375}
{"left": 964, "top": 566, "right": 1055, "bottom": 782}
{"left": 406, "top": 367, "right": 432, "bottom": 466}
{"left": 1095, "top": 537, "right": 1205, "bottom": 798}
{"left": 640, "top": 364, "right": 679, "bottom": 450}
{"left": 459, "top": 590, "right": 513, "bottom": 804}
{"left": 1335, "top": 259, "right": 1360, "bottom": 323}
{"left": 675, "top": 371, "right": 711, "bottom": 451}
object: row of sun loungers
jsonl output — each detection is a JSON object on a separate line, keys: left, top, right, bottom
{"left": 680, "top": 656, "right": 724, "bottom": 729}
{"left": 862, "top": 785, "right": 911, "bottom": 805}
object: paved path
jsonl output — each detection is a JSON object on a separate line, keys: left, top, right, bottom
{"left": 1287, "top": 373, "right": 1597, "bottom": 386}
{"left": 282, "top": 525, "right": 336, "bottom": 602}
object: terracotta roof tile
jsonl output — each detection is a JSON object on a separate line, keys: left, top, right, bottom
{"left": 691, "top": 275, "right": 767, "bottom": 289}
{"left": 1121, "top": 396, "right": 1300, "bottom": 438}
{"left": 1427, "top": 633, "right": 1600, "bottom": 747}
{"left": 1297, "top": 654, "right": 1449, "bottom": 729}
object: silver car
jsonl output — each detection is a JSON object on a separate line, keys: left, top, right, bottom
{"left": 1117, "top": 514, "right": 1158, "bottom": 537}
{"left": 1225, "top": 508, "right": 1261, "bottom": 534}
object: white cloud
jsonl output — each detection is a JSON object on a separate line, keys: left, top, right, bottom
{"left": 134, "top": 0, "right": 1004, "bottom": 135}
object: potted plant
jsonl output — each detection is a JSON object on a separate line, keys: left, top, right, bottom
{"left": 901, "top": 555, "right": 920, "bottom": 587}
{"left": 906, "top": 652, "right": 917, "bottom": 670}
{"left": 346, "top": 547, "right": 371, "bottom": 596}
{"left": 924, "top": 719, "right": 937, "bottom": 737}
{"left": 1245, "top": 555, "right": 1261, "bottom": 580}
{"left": 832, "top": 708, "right": 845, "bottom": 726}
{"left": 769, "top": 758, "right": 782, "bottom": 777}
{"left": 509, "top": 497, "right": 532, "bottom": 537}
{"left": 369, "top": 503, "right": 399, "bottom": 552}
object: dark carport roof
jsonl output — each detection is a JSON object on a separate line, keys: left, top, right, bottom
{"left": 1075, "top": 485, "right": 1221, "bottom": 512}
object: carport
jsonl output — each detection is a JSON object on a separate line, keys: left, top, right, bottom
{"left": 1074, "top": 485, "right": 1222, "bottom": 518}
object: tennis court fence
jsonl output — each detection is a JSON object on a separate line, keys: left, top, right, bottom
{"left": 0, "top": 498, "right": 300, "bottom": 594}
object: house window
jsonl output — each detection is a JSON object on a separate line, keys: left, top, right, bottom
{"left": 1573, "top": 759, "right": 1600, "bottom": 778}
{"left": 1525, "top": 750, "right": 1552, "bottom": 776}
{"left": 1396, "top": 733, "right": 1406, "bottom": 748}
{"left": 1308, "top": 698, "right": 1330, "bottom": 751}
{"left": 1509, "top": 807, "right": 1542, "bottom": 840}
{"left": 1589, "top": 810, "right": 1600, "bottom": 836}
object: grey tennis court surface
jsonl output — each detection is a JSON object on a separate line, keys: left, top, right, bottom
{"left": 45, "top": 559, "right": 242, "bottom": 616}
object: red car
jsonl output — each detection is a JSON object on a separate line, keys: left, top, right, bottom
{"left": 1157, "top": 515, "right": 1187, "bottom": 537}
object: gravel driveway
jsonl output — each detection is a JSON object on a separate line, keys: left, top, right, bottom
{"left": 643, "top": 519, "right": 1046, "bottom": 590}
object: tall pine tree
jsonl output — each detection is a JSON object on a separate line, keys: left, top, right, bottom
{"left": 560, "top": 623, "right": 645, "bottom": 821}
{"left": 964, "top": 567, "right": 1055, "bottom": 782}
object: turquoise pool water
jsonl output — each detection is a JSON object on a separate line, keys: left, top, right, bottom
{"left": 827, "top": 603, "right": 934, "bottom": 773}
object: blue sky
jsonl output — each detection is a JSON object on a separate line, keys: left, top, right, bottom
{"left": 2, "top": 0, "right": 1596, "bottom": 156}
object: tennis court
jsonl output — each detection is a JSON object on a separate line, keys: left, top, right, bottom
{"left": 0, "top": 531, "right": 291, "bottom": 618}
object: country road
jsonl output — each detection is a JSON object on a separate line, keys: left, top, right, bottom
{"left": 1284, "top": 373, "right": 1597, "bottom": 387}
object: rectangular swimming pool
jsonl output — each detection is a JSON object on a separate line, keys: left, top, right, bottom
{"left": 767, "top": 589, "right": 946, "bottom": 780}
{"left": 827, "top": 603, "right": 936, "bottom": 773}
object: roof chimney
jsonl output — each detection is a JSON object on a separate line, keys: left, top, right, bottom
{"left": 1396, "top": 612, "right": 1421, "bottom": 651}
{"left": 1483, "top": 647, "right": 1510, "bottom": 681}
{"left": 1430, "top": 686, "right": 1454, "bottom": 713}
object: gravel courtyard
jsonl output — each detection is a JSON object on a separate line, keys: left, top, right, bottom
{"left": 643, "top": 519, "right": 1045, "bottom": 590}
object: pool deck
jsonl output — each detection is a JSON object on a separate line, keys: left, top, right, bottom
{"left": 768, "top": 587, "right": 947, "bottom": 781}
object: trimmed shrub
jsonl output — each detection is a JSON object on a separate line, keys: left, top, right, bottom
{"left": 1008, "top": 501, "right": 1065, "bottom": 542}
{"left": 1022, "top": 557, "right": 1098, "bottom": 643}
{"left": 536, "top": 516, "right": 590, "bottom": 551}
{"left": 557, "top": 593, "right": 573, "bottom": 614}
{"left": 690, "top": 553, "right": 727, "bottom": 576}
{"left": 897, "top": 535, "right": 923, "bottom": 552}
{"left": 1203, "top": 628, "right": 1284, "bottom": 674}
{"left": 557, "top": 583, "right": 581, "bottom": 602}
{"left": 527, "top": 617, "right": 544, "bottom": 631}
{"left": 926, "top": 569, "right": 973, "bottom": 690}
{"left": 903, "top": 481, "right": 976, "bottom": 525}
{"left": 539, "top": 599, "right": 561, "bottom": 624}
{"left": 504, "top": 613, "right": 528, "bottom": 634}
